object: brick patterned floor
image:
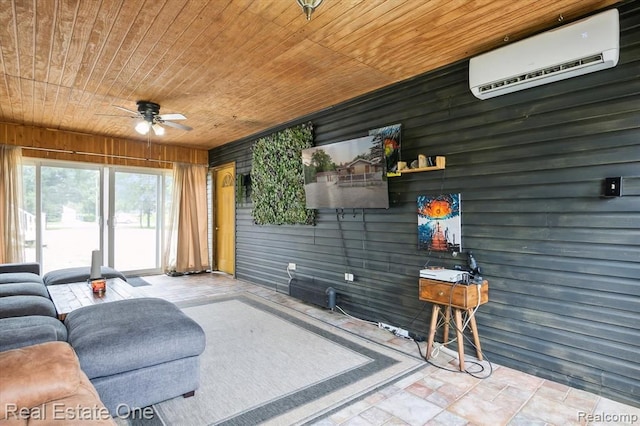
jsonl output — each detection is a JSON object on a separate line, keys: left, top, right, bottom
{"left": 136, "top": 272, "right": 640, "bottom": 426}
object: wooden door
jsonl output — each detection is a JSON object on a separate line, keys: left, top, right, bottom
{"left": 214, "top": 163, "right": 235, "bottom": 275}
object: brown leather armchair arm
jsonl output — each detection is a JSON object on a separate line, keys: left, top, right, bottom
{"left": 0, "top": 341, "right": 115, "bottom": 425}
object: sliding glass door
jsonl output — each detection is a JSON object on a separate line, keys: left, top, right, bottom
{"left": 22, "top": 160, "right": 171, "bottom": 275}
{"left": 112, "top": 171, "right": 162, "bottom": 273}
{"left": 21, "top": 163, "right": 101, "bottom": 273}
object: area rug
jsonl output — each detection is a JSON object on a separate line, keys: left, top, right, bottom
{"left": 148, "top": 293, "right": 424, "bottom": 425}
{"left": 125, "top": 276, "right": 152, "bottom": 287}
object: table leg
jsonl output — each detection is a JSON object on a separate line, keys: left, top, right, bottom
{"left": 468, "top": 310, "right": 483, "bottom": 361}
{"left": 426, "top": 304, "right": 440, "bottom": 360}
{"left": 454, "top": 308, "right": 465, "bottom": 371}
{"left": 443, "top": 306, "right": 451, "bottom": 347}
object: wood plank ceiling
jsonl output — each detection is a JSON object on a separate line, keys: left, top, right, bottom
{"left": 0, "top": 0, "right": 620, "bottom": 150}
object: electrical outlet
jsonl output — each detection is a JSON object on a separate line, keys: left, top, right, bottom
{"left": 288, "top": 263, "right": 296, "bottom": 271}
{"left": 344, "top": 273, "right": 354, "bottom": 282}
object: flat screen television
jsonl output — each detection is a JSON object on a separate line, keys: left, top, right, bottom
{"left": 302, "top": 135, "right": 389, "bottom": 209}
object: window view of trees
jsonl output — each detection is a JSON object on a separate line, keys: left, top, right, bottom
{"left": 115, "top": 172, "right": 158, "bottom": 228}
{"left": 21, "top": 163, "right": 172, "bottom": 273}
{"left": 23, "top": 167, "right": 99, "bottom": 223}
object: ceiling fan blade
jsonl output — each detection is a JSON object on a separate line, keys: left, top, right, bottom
{"left": 95, "top": 113, "right": 137, "bottom": 118}
{"left": 158, "top": 113, "right": 186, "bottom": 121}
{"left": 114, "top": 105, "right": 140, "bottom": 115}
{"left": 162, "top": 120, "right": 193, "bottom": 131}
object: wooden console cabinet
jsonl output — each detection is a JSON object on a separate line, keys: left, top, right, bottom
{"left": 419, "top": 278, "right": 488, "bottom": 371}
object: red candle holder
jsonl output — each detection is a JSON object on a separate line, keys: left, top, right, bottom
{"left": 89, "top": 278, "right": 107, "bottom": 296}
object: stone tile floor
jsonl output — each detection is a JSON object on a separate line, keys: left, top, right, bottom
{"left": 136, "top": 272, "right": 640, "bottom": 426}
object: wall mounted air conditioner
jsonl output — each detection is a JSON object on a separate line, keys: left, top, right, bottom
{"left": 469, "top": 9, "right": 619, "bottom": 100}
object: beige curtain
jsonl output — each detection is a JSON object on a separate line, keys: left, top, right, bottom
{"left": 0, "top": 145, "right": 25, "bottom": 264}
{"left": 163, "top": 163, "right": 210, "bottom": 274}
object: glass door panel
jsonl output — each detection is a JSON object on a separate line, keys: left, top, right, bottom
{"left": 40, "top": 166, "right": 101, "bottom": 273}
{"left": 21, "top": 164, "right": 37, "bottom": 263}
{"left": 113, "top": 171, "right": 159, "bottom": 272}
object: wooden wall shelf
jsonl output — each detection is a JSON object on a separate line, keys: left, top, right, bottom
{"left": 397, "top": 156, "right": 445, "bottom": 174}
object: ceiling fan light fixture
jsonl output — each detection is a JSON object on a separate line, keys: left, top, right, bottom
{"left": 152, "top": 123, "right": 165, "bottom": 136}
{"left": 296, "top": 0, "right": 323, "bottom": 20}
{"left": 135, "top": 121, "right": 151, "bottom": 135}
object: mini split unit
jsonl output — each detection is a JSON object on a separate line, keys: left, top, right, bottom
{"left": 469, "top": 9, "right": 619, "bottom": 99}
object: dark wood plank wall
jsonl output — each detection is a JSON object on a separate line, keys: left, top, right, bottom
{"left": 209, "top": 1, "right": 640, "bottom": 407}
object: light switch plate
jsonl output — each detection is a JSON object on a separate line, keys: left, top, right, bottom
{"left": 604, "top": 177, "right": 622, "bottom": 197}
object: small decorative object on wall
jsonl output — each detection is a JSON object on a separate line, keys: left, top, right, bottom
{"left": 417, "top": 193, "right": 462, "bottom": 252}
{"left": 251, "top": 122, "right": 315, "bottom": 225}
{"left": 236, "top": 173, "right": 250, "bottom": 204}
{"left": 369, "top": 123, "right": 401, "bottom": 177}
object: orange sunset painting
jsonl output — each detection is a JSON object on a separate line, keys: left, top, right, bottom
{"left": 417, "top": 194, "right": 461, "bottom": 252}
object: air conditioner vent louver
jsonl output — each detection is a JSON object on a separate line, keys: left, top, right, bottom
{"left": 478, "top": 54, "right": 604, "bottom": 95}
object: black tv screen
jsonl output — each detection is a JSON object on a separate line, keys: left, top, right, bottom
{"left": 302, "top": 135, "right": 389, "bottom": 209}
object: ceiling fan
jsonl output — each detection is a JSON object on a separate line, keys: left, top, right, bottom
{"left": 114, "top": 101, "right": 193, "bottom": 136}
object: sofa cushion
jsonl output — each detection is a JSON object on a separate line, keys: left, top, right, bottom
{"left": 0, "top": 295, "right": 57, "bottom": 319}
{"left": 0, "top": 282, "right": 50, "bottom": 298}
{"left": 0, "top": 262, "right": 40, "bottom": 275}
{"left": 0, "top": 316, "right": 67, "bottom": 351}
{"left": 43, "top": 266, "right": 127, "bottom": 286}
{"left": 65, "top": 297, "right": 205, "bottom": 379}
{"left": 0, "top": 272, "right": 44, "bottom": 285}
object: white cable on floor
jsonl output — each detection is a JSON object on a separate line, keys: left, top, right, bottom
{"left": 335, "top": 305, "right": 378, "bottom": 326}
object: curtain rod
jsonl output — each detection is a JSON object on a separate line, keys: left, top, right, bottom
{"left": 22, "top": 146, "right": 174, "bottom": 165}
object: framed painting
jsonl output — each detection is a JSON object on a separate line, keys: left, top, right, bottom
{"left": 417, "top": 193, "right": 461, "bottom": 252}
{"left": 369, "top": 123, "right": 401, "bottom": 177}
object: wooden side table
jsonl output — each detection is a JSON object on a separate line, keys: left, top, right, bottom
{"left": 419, "top": 278, "right": 488, "bottom": 370}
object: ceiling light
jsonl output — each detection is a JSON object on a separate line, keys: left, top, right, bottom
{"left": 135, "top": 121, "right": 151, "bottom": 135}
{"left": 152, "top": 124, "right": 165, "bottom": 136}
{"left": 296, "top": 0, "right": 323, "bottom": 21}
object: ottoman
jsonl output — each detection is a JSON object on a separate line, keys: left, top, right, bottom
{"left": 64, "top": 297, "right": 206, "bottom": 415}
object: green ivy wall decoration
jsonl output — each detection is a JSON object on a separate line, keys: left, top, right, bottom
{"left": 251, "top": 122, "right": 315, "bottom": 225}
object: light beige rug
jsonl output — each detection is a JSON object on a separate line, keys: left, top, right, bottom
{"left": 150, "top": 293, "right": 424, "bottom": 425}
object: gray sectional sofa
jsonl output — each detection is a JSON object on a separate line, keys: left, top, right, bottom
{"left": 0, "top": 262, "right": 66, "bottom": 350}
{"left": 0, "top": 262, "right": 206, "bottom": 416}
{"left": 0, "top": 262, "right": 56, "bottom": 318}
